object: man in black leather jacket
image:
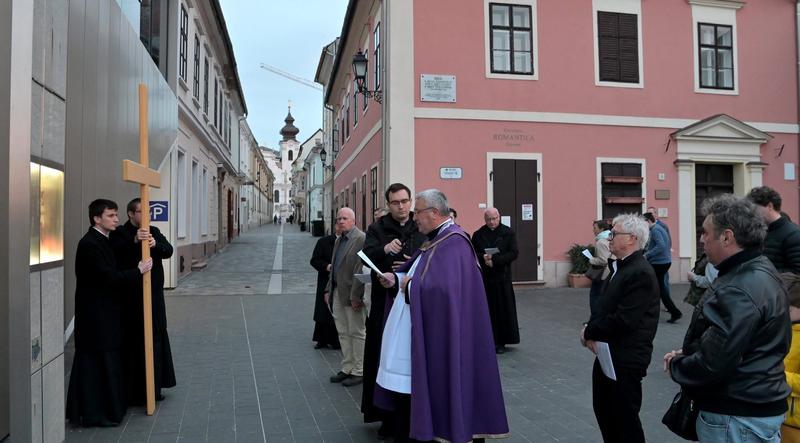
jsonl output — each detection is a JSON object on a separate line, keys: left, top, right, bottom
{"left": 665, "top": 194, "right": 791, "bottom": 442}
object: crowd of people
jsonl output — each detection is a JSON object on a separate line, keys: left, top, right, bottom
{"left": 582, "top": 185, "right": 800, "bottom": 443}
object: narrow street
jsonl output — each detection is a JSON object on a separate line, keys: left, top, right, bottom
{"left": 67, "top": 224, "right": 691, "bottom": 443}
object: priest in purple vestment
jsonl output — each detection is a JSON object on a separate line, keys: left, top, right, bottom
{"left": 378, "top": 189, "right": 509, "bottom": 443}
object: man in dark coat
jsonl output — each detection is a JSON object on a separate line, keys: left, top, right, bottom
{"left": 111, "top": 198, "right": 176, "bottom": 406}
{"left": 67, "top": 199, "right": 152, "bottom": 427}
{"left": 747, "top": 186, "right": 800, "bottom": 273}
{"left": 472, "top": 207, "right": 520, "bottom": 354}
{"left": 310, "top": 229, "right": 340, "bottom": 349}
{"left": 581, "top": 213, "right": 660, "bottom": 443}
{"left": 361, "top": 183, "right": 426, "bottom": 436}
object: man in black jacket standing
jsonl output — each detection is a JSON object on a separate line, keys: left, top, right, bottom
{"left": 360, "top": 183, "right": 426, "bottom": 438}
{"left": 581, "top": 213, "right": 659, "bottom": 443}
{"left": 67, "top": 199, "right": 152, "bottom": 427}
{"left": 665, "top": 195, "right": 790, "bottom": 441}
{"left": 111, "top": 198, "right": 176, "bottom": 406}
{"left": 472, "top": 207, "right": 520, "bottom": 354}
{"left": 747, "top": 186, "right": 800, "bottom": 273}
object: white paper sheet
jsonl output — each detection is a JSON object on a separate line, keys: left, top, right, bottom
{"left": 485, "top": 247, "right": 500, "bottom": 256}
{"left": 358, "top": 250, "right": 384, "bottom": 276}
{"left": 582, "top": 249, "right": 594, "bottom": 260}
{"left": 596, "top": 342, "right": 617, "bottom": 381}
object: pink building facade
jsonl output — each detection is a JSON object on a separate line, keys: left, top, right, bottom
{"left": 321, "top": 0, "right": 800, "bottom": 286}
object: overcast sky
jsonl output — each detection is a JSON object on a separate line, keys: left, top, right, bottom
{"left": 219, "top": 0, "right": 347, "bottom": 150}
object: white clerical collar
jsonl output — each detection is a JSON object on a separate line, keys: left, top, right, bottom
{"left": 92, "top": 226, "right": 110, "bottom": 238}
{"left": 435, "top": 218, "right": 453, "bottom": 231}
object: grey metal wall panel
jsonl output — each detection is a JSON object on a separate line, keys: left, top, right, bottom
{"left": 63, "top": 0, "right": 178, "bottom": 332}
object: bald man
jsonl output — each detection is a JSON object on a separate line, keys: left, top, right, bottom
{"left": 325, "top": 207, "right": 368, "bottom": 386}
{"left": 472, "top": 208, "right": 520, "bottom": 353}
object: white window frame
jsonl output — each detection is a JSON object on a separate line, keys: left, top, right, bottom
{"left": 484, "top": 0, "right": 539, "bottom": 81}
{"left": 690, "top": 1, "right": 741, "bottom": 96}
{"left": 201, "top": 167, "right": 208, "bottom": 235}
{"left": 595, "top": 157, "right": 647, "bottom": 220}
{"left": 177, "top": 149, "right": 187, "bottom": 239}
{"left": 191, "top": 159, "right": 200, "bottom": 243}
{"left": 592, "top": 0, "right": 644, "bottom": 89}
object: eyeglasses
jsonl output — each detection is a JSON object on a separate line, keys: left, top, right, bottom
{"left": 415, "top": 206, "right": 436, "bottom": 215}
{"left": 389, "top": 199, "right": 411, "bottom": 207}
{"left": 608, "top": 231, "right": 635, "bottom": 240}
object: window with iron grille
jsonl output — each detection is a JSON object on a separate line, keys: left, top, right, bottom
{"left": 179, "top": 5, "right": 188, "bottom": 81}
{"left": 601, "top": 162, "right": 644, "bottom": 220}
{"left": 370, "top": 167, "right": 378, "bottom": 211}
{"left": 597, "top": 11, "right": 639, "bottom": 83}
{"left": 698, "top": 23, "right": 734, "bottom": 90}
{"left": 193, "top": 35, "right": 200, "bottom": 99}
{"left": 489, "top": 3, "right": 533, "bottom": 75}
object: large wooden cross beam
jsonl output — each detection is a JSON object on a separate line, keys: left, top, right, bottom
{"left": 122, "top": 84, "right": 161, "bottom": 416}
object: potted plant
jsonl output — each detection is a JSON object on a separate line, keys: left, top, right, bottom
{"left": 566, "top": 243, "right": 595, "bottom": 288}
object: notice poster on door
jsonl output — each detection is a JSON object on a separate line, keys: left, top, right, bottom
{"left": 501, "top": 216, "right": 511, "bottom": 228}
{"left": 521, "top": 204, "right": 534, "bottom": 221}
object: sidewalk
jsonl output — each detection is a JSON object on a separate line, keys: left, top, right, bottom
{"left": 67, "top": 223, "right": 690, "bottom": 442}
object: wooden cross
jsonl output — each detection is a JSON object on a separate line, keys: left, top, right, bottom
{"left": 122, "top": 84, "right": 161, "bottom": 416}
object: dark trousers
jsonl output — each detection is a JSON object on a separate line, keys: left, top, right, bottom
{"left": 651, "top": 263, "right": 680, "bottom": 317}
{"left": 592, "top": 360, "right": 645, "bottom": 443}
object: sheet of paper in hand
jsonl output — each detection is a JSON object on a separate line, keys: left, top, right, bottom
{"left": 485, "top": 247, "right": 500, "bottom": 256}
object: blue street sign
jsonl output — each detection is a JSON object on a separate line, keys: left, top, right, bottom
{"left": 150, "top": 201, "right": 168, "bottom": 222}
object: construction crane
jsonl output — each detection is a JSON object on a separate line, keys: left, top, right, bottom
{"left": 259, "top": 63, "right": 322, "bottom": 91}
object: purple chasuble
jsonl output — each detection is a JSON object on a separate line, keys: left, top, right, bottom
{"left": 391, "top": 223, "right": 509, "bottom": 442}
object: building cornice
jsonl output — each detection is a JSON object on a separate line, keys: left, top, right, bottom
{"left": 687, "top": 0, "right": 745, "bottom": 10}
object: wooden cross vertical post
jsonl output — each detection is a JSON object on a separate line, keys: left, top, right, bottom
{"left": 122, "top": 84, "right": 162, "bottom": 415}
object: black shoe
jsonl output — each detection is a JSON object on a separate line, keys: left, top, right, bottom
{"left": 495, "top": 346, "right": 507, "bottom": 354}
{"left": 329, "top": 343, "right": 341, "bottom": 350}
{"left": 156, "top": 393, "right": 165, "bottom": 401}
{"left": 377, "top": 420, "right": 394, "bottom": 440}
{"left": 342, "top": 375, "right": 363, "bottom": 387}
{"left": 330, "top": 371, "right": 351, "bottom": 383}
{"left": 667, "top": 313, "right": 683, "bottom": 323}
{"left": 314, "top": 342, "right": 325, "bottom": 349}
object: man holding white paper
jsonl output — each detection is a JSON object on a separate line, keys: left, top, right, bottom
{"left": 325, "top": 208, "right": 367, "bottom": 387}
{"left": 580, "top": 213, "right": 660, "bottom": 443}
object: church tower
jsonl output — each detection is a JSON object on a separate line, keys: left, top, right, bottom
{"left": 273, "top": 106, "right": 300, "bottom": 218}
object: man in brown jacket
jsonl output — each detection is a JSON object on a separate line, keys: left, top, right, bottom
{"left": 325, "top": 207, "right": 367, "bottom": 386}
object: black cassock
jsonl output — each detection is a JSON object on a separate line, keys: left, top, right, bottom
{"left": 111, "top": 221, "right": 176, "bottom": 405}
{"left": 309, "top": 234, "right": 339, "bottom": 347}
{"left": 360, "top": 213, "right": 426, "bottom": 423}
{"left": 67, "top": 227, "right": 142, "bottom": 425}
{"left": 472, "top": 224, "right": 521, "bottom": 346}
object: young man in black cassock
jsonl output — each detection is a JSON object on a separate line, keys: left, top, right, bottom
{"left": 360, "top": 183, "right": 426, "bottom": 438}
{"left": 310, "top": 228, "right": 341, "bottom": 349}
{"left": 472, "top": 207, "right": 520, "bottom": 354}
{"left": 111, "top": 198, "right": 176, "bottom": 406}
{"left": 66, "top": 199, "right": 152, "bottom": 427}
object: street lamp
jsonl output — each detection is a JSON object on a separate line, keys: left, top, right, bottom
{"left": 353, "top": 50, "right": 382, "bottom": 103}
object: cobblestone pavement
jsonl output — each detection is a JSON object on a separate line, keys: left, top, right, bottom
{"left": 67, "top": 223, "right": 692, "bottom": 442}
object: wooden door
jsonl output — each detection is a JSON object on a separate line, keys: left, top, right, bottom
{"left": 492, "top": 159, "right": 539, "bottom": 281}
{"left": 695, "top": 164, "right": 734, "bottom": 256}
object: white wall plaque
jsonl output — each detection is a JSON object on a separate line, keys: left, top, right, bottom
{"left": 439, "top": 167, "right": 462, "bottom": 179}
{"left": 785, "top": 163, "right": 796, "bottom": 181}
{"left": 421, "top": 74, "right": 456, "bottom": 103}
{"left": 521, "top": 204, "right": 534, "bottom": 221}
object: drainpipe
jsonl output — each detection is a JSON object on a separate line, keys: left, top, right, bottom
{"left": 796, "top": 2, "right": 800, "bottom": 214}
{"left": 237, "top": 114, "right": 246, "bottom": 235}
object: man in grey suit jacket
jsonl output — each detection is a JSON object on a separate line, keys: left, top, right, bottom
{"left": 325, "top": 207, "right": 367, "bottom": 387}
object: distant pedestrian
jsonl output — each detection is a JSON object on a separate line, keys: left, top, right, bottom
{"left": 310, "top": 227, "right": 341, "bottom": 350}
{"left": 326, "top": 208, "right": 367, "bottom": 387}
{"left": 273, "top": 214, "right": 277, "bottom": 224}
{"left": 449, "top": 207, "right": 458, "bottom": 219}
{"left": 587, "top": 219, "right": 612, "bottom": 317}
{"left": 747, "top": 186, "right": 800, "bottom": 273}
{"left": 373, "top": 207, "right": 388, "bottom": 222}
{"left": 647, "top": 206, "right": 674, "bottom": 311}
{"left": 685, "top": 253, "right": 717, "bottom": 306}
{"left": 472, "top": 207, "right": 520, "bottom": 354}
{"left": 665, "top": 195, "right": 790, "bottom": 442}
{"left": 582, "top": 213, "right": 659, "bottom": 443}
{"left": 644, "top": 212, "right": 682, "bottom": 323}
{"left": 67, "top": 199, "right": 152, "bottom": 427}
